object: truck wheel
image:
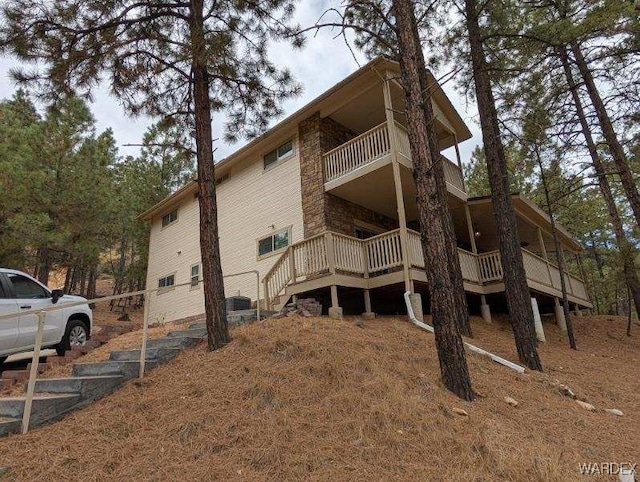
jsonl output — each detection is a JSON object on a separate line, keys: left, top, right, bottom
{"left": 55, "top": 319, "right": 88, "bottom": 356}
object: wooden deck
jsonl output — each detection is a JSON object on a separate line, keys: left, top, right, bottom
{"left": 263, "top": 229, "right": 592, "bottom": 311}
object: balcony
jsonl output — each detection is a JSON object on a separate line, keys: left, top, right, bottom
{"left": 322, "top": 121, "right": 466, "bottom": 198}
{"left": 263, "top": 229, "right": 590, "bottom": 310}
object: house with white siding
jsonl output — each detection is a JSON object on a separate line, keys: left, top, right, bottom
{"left": 139, "top": 57, "right": 591, "bottom": 325}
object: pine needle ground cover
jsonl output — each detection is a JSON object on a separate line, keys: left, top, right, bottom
{"left": 0, "top": 315, "right": 637, "bottom": 481}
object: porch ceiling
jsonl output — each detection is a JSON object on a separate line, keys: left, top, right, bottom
{"left": 326, "top": 80, "right": 461, "bottom": 149}
{"left": 328, "top": 162, "right": 399, "bottom": 219}
{"left": 326, "top": 164, "right": 471, "bottom": 239}
{"left": 467, "top": 197, "right": 582, "bottom": 254}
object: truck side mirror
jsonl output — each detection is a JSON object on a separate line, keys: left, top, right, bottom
{"left": 51, "top": 289, "right": 64, "bottom": 304}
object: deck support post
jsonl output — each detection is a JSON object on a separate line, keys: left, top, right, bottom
{"left": 362, "top": 289, "right": 375, "bottom": 319}
{"left": 574, "top": 303, "right": 583, "bottom": 317}
{"left": 408, "top": 292, "right": 424, "bottom": 322}
{"left": 464, "top": 205, "right": 478, "bottom": 254}
{"left": 530, "top": 297, "right": 546, "bottom": 343}
{"left": 480, "top": 294, "right": 492, "bottom": 324}
{"left": 453, "top": 133, "right": 466, "bottom": 192}
{"left": 554, "top": 297, "right": 568, "bottom": 333}
{"left": 329, "top": 285, "right": 342, "bottom": 319}
{"left": 382, "top": 70, "right": 411, "bottom": 294}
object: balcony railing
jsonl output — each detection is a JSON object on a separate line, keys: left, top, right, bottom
{"left": 263, "top": 229, "right": 589, "bottom": 309}
{"left": 321, "top": 121, "right": 465, "bottom": 193}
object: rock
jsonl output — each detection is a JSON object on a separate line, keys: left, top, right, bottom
{"left": 0, "top": 467, "right": 10, "bottom": 478}
{"left": 278, "top": 298, "right": 323, "bottom": 318}
{"left": 504, "top": 396, "right": 518, "bottom": 407}
{"left": 558, "top": 384, "right": 576, "bottom": 399}
{"left": 355, "top": 320, "right": 365, "bottom": 328}
{"left": 605, "top": 408, "right": 624, "bottom": 417}
{"left": 452, "top": 408, "right": 468, "bottom": 417}
{"left": 575, "top": 400, "right": 596, "bottom": 411}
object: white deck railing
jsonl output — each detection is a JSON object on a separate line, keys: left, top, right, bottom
{"left": 321, "top": 121, "right": 465, "bottom": 192}
{"left": 323, "top": 123, "right": 390, "bottom": 182}
{"left": 262, "top": 229, "right": 589, "bottom": 309}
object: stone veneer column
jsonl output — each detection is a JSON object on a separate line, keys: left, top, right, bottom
{"left": 298, "top": 113, "right": 326, "bottom": 237}
{"left": 298, "top": 113, "right": 356, "bottom": 237}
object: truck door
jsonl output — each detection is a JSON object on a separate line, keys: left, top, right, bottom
{"left": 6, "top": 273, "right": 62, "bottom": 350}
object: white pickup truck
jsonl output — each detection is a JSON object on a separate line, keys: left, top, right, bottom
{"left": 0, "top": 268, "right": 93, "bottom": 364}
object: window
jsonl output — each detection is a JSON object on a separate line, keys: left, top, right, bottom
{"left": 190, "top": 264, "right": 200, "bottom": 289}
{"left": 162, "top": 209, "right": 178, "bottom": 228}
{"left": 257, "top": 228, "right": 290, "bottom": 258}
{"left": 354, "top": 227, "right": 378, "bottom": 240}
{"left": 264, "top": 140, "right": 293, "bottom": 169}
{"left": 158, "top": 274, "right": 175, "bottom": 289}
{"left": 354, "top": 221, "right": 384, "bottom": 240}
{"left": 8, "top": 274, "right": 48, "bottom": 299}
{"left": 0, "top": 278, "right": 8, "bottom": 299}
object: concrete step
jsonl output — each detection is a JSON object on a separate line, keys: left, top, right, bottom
{"left": 145, "top": 336, "right": 199, "bottom": 350}
{"left": 71, "top": 360, "right": 159, "bottom": 380}
{"left": 0, "top": 394, "right": 82, "bottom": 427}
{"left": 166, "top": 329, "right": 206, "bottom": 339}
{"left": 0, "top": 417, "right": 21, "bottom": 437}
{"left": 188, "top": 322, "right": 206, "bottom": 330}
{"left": 109, "top": 347, "right": 181, "bottom": 363}
{"left": 25, "top": 375, "right": 125, "bottom": 402}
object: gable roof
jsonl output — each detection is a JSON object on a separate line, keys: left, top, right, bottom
{"left": 139, "top": 56, "right": 472, "bottom": 221}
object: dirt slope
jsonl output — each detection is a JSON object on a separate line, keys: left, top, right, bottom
{"left": 0, "top": 314, "right": 637, "bottom": 481}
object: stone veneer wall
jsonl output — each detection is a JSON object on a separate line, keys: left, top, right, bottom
{"left": 326, "top": 195, "right": 398, "bottom": 236}
{"left": 298, "top": 112, "right": 397, "bottom": 238}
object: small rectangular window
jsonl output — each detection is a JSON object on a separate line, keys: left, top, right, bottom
{"left": 190, "top": 264, "right": 200, "bottom": 288}
{"left": 162, "top": 210, "right": 178, "bottom": 228}
{"left": 158, "top": 274, "right": 175, "bottom": 289}
{"left": 257, "top": 227, "right": 290, "bottom": 259}
{"left": 264, "top": 139, "right": 294, "bottom": 169}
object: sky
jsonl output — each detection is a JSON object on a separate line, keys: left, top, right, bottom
{"left": 0, "top": 2, "right": 482, "bottom": 166}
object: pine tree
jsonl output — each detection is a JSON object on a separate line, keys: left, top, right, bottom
{"left": 463, "top": 0, "right": 542, "bottom": 370}
{"left": 392, "top": 0, "right": 474, "bottom": 400}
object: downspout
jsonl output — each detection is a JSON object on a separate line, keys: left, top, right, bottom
{"left": 404, "top": 291, "right": 525, "bottom": 374}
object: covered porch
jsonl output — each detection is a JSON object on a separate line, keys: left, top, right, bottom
{"left": 262, "top": 220, "right": 591, "bottom": 314}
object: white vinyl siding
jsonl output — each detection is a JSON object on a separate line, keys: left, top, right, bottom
{"left": 145, "top": 135, "right": 303, "bottom": 324}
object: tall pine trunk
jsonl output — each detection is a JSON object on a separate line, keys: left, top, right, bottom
{"left": 569, "top": 42, "right": 640, "bottom": 228}
{"left": 422, "top": 105, "right": 472, "bottom": 337}
{"left": 393, "top": 0, "right": 474, "bottom": 401}
{"left": 37, "top": 247, "right": 50, "bottom": 285}
{"left": 559, "top": 48, "right": 640, "bottom": 319}
{"left": 189, "top": 0, "right": 230, "bottom": 350}
{"left": 464, "top": 0, "right": 542, "bottom": 370}
{"left": 535, "top": 154, "right": 577, "bottom": 349}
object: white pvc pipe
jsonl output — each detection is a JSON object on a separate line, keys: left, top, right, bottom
{"left": 531, "top": 297, "right": 546, "bottom": 343}
{"left": 404, "top": 291, "right": 525, "bottom": 374}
